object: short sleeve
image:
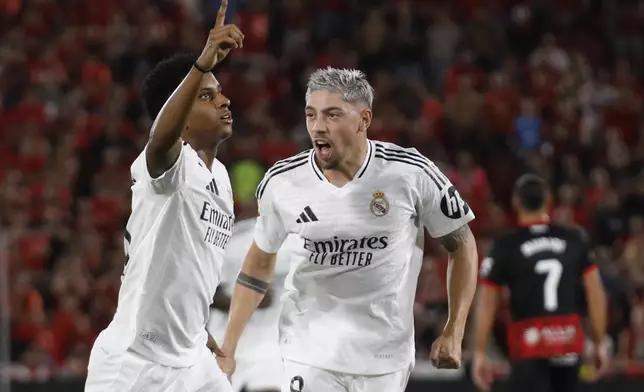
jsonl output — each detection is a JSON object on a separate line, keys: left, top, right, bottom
{"left": 479, "top": 240, "right": 508, "bottom": 289}
{"left": 135, "top": 143, "right": 189, "bottom": 194}
{"left": 578, "top": 233, "right": 597, "bottom": 277}
{"left": 253, "top": 179, "right": 287, "bottom": 254}
{"left": 416, "top": 160, "right": 475, "bottom": 238}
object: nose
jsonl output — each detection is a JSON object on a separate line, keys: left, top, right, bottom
{"left": 215, "top": 93, "right": 230, "bottom": 109}
{"left": 311, "top": 119, "right": 328, "bottom": 134}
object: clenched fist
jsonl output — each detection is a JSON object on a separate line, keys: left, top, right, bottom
{"left": 430, "top": 333, "right": 462, "bottom": 369}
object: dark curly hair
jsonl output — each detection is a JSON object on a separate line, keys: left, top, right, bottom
{"left": 141, "top": 53, "right": 207, "bottom": 120}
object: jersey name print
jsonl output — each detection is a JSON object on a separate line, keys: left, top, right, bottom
{"left": 253, "top": 140, "right": 475, "bottom": 375}
{"left": 480, "top": 223, "right": 595, "bottom": 360}
{"left": 94, "top": 143, "right": 235, "bottom": 368}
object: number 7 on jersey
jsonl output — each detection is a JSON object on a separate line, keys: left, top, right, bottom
{"left": 534, "top": 259, "right": 563, "bottom": 312}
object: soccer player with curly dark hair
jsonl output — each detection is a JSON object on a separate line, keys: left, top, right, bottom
{"left": 86, "top": 2, "right": 245, "bottom": 391}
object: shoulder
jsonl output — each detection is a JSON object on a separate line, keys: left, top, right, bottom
{"left": 256, "top": 149, "right": 312, "bottom": 200}
{"left": 550, "top": 224, "right": 589, "bottom": 246}
{"left": 372, "top": 141, "right": 434, "bottom": 169}
{"left": 131, "top": 142, "right": 198, "bottom": 179}
{"left": 490, "top": 229, "right": 523, "bottom": 251}
{"left": 370, "top": 141, "right": 453, "bottom": 197}
{"left": 371, "top": 141, "right": 445, "bottom": 181}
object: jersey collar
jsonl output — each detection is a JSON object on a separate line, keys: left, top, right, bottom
{"left": 519, "top": 216, "right": 551, "bottom": 227}
{"left": 309, "top": 139, "right": 373, "bottom": 182}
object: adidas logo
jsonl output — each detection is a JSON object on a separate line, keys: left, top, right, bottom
{"left": 206, "top": 179, "right": 219, "bottom": 195}
{"left": 296, "top": 206, "right": 318, "bottom": 223}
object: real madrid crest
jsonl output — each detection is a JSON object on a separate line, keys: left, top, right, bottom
{"left": 370, "top": 191, "right": 389, "bottom": 217}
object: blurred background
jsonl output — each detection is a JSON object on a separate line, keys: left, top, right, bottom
{"left": 1, "top": 0, "right": 644, "bottom": 391}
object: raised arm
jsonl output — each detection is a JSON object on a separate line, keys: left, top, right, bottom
{"left": 145, "top": 0, "right": 243, "bottom": 177}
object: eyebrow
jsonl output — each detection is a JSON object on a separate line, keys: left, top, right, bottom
{"left": 305, "top": 106, "right": 344, "bottom": 112}
{"left": 200, "top": 86, "right": 222, "bottom": 94}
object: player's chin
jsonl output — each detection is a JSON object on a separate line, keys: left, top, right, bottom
{"left": 214, "top": 122, "right": 233, "bottom": 140}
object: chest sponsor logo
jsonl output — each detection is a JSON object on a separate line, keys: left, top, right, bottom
{"left": 302, "top": 235, "right": 388, "bottom": 268}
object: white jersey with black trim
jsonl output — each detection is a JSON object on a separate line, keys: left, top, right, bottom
{"left": 93, "top": 142, "right": 235, "bottom": 368}
{"left": 206, "top": 217, "right": 294, "bottom": 361}
{"left": 253, "top": 140, "right": 475, "bottom": 375}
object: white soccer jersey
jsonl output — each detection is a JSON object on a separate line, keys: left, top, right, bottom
{"left": 207, "top": 218, "right": 293, "bottom": 361}
{"left": 254, "top": 140, "right": 475, "bottom": 375}
{"left": 93, "top": 142, "right": 235, "bottom": 368}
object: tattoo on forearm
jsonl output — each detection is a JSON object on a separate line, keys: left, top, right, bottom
{"left": 439, "top": 224, "right": 471, "bottom": 253}
{"left": 236, "top": 272, "right": 269, "bottom": 294}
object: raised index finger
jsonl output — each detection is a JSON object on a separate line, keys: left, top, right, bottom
{"left": 215, "top": 0, "right": 228, "bottom": 27}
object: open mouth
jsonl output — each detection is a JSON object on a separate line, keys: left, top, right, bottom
{"left": 220, "top": 112, "right": 233, "bottom": 124}
{"left": 314, "top": 140, "right": 332, "bottom": 160}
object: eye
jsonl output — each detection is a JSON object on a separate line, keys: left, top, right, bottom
{"left": 328, "top": 113, "right": 340, "bottom": 119}
{"left": 305, "top": 113, "right": 314, "bottom": 118}
{"left": 199, "top": 92, "right": 213, "bottom": 100}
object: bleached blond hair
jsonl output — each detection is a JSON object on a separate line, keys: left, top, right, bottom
{"left": 306, "top": 67, "right": 375, "bottom": 109}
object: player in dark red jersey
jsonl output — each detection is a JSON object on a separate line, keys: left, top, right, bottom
{"left": 471, "top": 174, "right": 609, "bottom": 392}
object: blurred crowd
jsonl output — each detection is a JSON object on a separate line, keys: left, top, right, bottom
{"left": 2, "top": 0, "right": 644, "bottom": 381}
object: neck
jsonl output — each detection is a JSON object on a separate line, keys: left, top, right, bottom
{"left": 322, "top": 139, "right": 368, "bottom": 183}
{"left": 518, "top": 211, "right": 550, "bottom": 226}
{"left": 196, "top": 146, "right": 218, "bottom": 169}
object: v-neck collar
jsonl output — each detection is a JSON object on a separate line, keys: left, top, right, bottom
{"left": 309, "top": 140, "right": 373, "bottom": 190}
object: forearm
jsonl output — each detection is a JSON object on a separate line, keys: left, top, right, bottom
{"left": 146, "top": 66, "right": 204, "bottom": 171}
{"left": 587, "top": 286, "right": 607, "bottom": 344}
{"left": 473, "top": 288, "right": 497, "bottom": 353}
{"left": 222, "top": 244, "right": 276, "bottom": 354}
{"left": 440, "top": 225, "right": 478, "bottom": 337}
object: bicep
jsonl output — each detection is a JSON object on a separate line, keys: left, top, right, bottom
{"left": 417, "top": 167, "right": 475, "bottom": 239}
{"left": 243, "top": 241, "right": 278, "bottom": 271}
{"left": 437, "top": 223, "right": 474, "bottom": 253}
{"left": 583, "top": 267, "right": 605, "bottom": 299}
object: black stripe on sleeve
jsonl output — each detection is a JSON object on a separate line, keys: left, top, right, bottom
{"left": 256, "top": 159, "right": 308, "bottom": 200}
{"left": 264, "top": 151, "right": 310, "bottom": 176}
{"left": 374, "top": 144, "right": 448, "bottom": 186}
{"left": 374, "top": 153, "right": 444, "bottom": 190}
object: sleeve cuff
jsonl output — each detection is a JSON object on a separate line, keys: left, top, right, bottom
{"left": 479, "top": 278, "right": 501, "bottom": 290}
{"left": 253, "top": 233, "right": 280, "bottom": 255}
{"left": 583, "top": 264, "right": 598, "bottom": 276}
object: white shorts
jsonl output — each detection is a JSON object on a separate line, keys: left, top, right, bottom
{"left": 85, "top": 345, "right": 233, "bottom": 392}
{"left": 281, "top": 360, "right": 412, "bottom": 392}
{"left": 231, "top": 356, "right": 282, "bottom": 392}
